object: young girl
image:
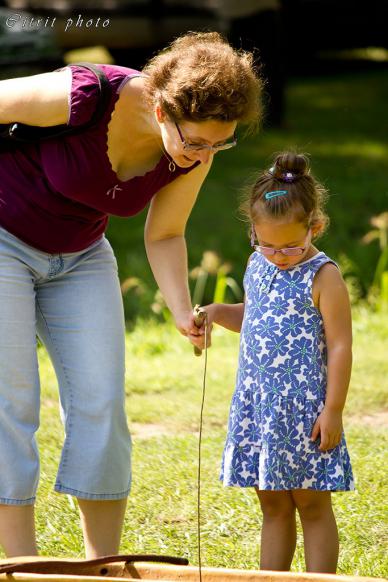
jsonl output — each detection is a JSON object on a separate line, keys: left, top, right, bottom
{"left": 203, "top": 152, "right": 354, "bottom": 573}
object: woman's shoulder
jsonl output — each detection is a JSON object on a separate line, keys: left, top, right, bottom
{"left": 67, "top": 63, "right": 142, "bottom": 100}
{"left": 66, "top": 63, "right": 140, "bottom": 79}
{"left": 97, "top": 64, "right": 143, "bottom": 85}
{"left": 66, "top": 63, "right": 143, "bottom": 127}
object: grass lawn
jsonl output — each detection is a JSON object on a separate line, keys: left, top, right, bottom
{"left": 9, "top": 307, "right": 386, "bottom": 579}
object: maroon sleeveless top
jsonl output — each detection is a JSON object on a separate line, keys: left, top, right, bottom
{"left": 0, "top": 64, "right": 199, "bottom": 253}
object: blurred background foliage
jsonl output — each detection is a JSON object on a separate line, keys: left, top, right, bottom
{"left": 113, "top": 67, "right": 388, "bottom": 323}
{"left": 1, "top": 0, "right": 387, "bottom": 323}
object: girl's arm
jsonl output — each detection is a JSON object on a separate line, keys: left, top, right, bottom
{"left": 311, "top": 263, "right": 352, "bottom": 451}
{"left": 144, "top": 159, "right": 213, "bottom": 348}
{"left": 0, "top": 69, "right": 71, "bottom": 125}
{"left": 204, "top": 302, "right": 245, "bottom": 333}
{"left": 203, "top": 253, "right": 252, "bottom": 334}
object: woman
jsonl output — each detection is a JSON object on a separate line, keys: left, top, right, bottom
{"left": 0, "top": 31, "right": 262, "bottom": 557}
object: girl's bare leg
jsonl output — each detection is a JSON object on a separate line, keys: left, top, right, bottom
{"left": 292, "top": 490, "right": 338, "bottom": 573}
{"left": 256, "top": 489, "right": 297, "bottom": 571}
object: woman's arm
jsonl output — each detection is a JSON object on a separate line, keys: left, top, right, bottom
{"left": 311, "top": 263, "right": 352, "bottom": 451}
{"left": 144, "top": 159, "right": 213, "bottom": 344}
{"left": 0, "top": 68, "right": 71, "bottom": 125}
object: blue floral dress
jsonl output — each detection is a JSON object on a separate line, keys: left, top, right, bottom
{"left": 220, "top": 251, "right": 354, "bottom": 491}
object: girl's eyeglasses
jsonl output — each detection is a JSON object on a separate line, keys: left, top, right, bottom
{"left": 256, "top": 245, "right": 305, "bottom": 257}
{"left": 175, "top": 122, "right": 237, "bottom": 152}
{"left": 254, "top": 230, "right": 311, "bottom": 257}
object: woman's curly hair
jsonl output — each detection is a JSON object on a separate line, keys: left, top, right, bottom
{"left": 142, "top": 31, "right": 263, "bottom": 129}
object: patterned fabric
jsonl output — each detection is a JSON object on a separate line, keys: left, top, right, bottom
{"left": 221, "top": 251, "right": 354, "bottom": 491}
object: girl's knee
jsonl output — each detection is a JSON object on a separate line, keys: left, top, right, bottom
{"left": 292, "top": 490, "right": 333, "bottom": 521}
{"left": 257, "top": 490, "right": 296, "bottom": 519}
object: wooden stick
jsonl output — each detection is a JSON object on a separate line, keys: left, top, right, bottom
{"left": 193, "top": 304, "right": 206, "bottom": 357}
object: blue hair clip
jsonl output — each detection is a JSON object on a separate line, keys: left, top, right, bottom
{"left": 265, "top": 190, "right": 288, "bottom": 200}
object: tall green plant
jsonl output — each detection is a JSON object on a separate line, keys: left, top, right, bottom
{"left": 362, "top": 212, "right": 388, "bottom": 310}
{"left": 190, "top": 251, "right": 243, "bottom": 306}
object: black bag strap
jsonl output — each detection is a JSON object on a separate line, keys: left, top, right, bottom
{"left": 4, "top": 62, "right": 112, "bottom": 144}
{"left": 69, "top": 62, "right": 112, "bottom": 130}
{"left": 0, "top": 554, "right": 189, "bottom": 575}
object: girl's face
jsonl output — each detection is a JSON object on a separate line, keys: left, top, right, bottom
{"left": 253, "top": 220, "right": 315, "bottom": 270}
{"left": 156, "top": 108, "right": 237, "bottom": 168}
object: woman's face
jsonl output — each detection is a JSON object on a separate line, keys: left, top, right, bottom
{"left": 157, "top": 110, "right": 237, "bottom": 168}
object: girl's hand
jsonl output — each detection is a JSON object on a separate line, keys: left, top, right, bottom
{"left": 311, "top": 407, "right": 343, "bottom": 451}
{"left": 202, "top": 303, "right": 219, "bottom": 329}
{"left": 173, "top": 309, "right": 213, "bottom": 350}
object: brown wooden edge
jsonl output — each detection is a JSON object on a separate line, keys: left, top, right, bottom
{"left": 0, "top": 555, "right": 188, "bottom": 575}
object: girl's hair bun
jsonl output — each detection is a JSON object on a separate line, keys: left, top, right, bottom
{"left": 271, "top": 152, "right": 309, "bottom": 180}
{"left": 239, "top": 150, "right": 329, "bottom": 238}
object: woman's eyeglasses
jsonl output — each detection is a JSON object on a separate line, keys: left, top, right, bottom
{"left": 254, "top": 230, "right": 311, "bottom": 257}
{"left": 175, "top": 122, "right": 237, "bottom": 152}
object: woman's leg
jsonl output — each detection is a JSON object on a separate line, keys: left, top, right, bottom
{"left": 255, "top": 489, "right": 297, "bottom": 571}
{"left": 78, "top": 498, "right": 127, "bottom": 557}
{"left": 0, "top": 231, "right": 41, "bottom": 556}
{"left": 36, "top": 238, "right": 131, "bottom": 557}
{"left": 292, "top": 489, "right": 338, "bottom": 573}
{"left": 0, "top": 506, "right": 37, "bottom": 557}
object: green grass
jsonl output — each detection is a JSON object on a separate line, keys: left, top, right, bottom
{"left": 1, "top": 65, "right": 387, "bottom": 577}
{"left": 6, "top": 309, "right": 386, "bottom": 578}
{"left": 106, "top": 68, "right": 388, "bottom": 321}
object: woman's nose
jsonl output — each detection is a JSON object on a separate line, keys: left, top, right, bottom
{"left": 197, "top": 149, "right": 212, "bottom": 164}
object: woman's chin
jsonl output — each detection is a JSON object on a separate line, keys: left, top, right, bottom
{"left": 175, "top": 155, "right": 197, "bottom": 167}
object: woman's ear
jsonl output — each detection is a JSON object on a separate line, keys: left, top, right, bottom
{"left": 155, "top": 105, "right": 165, "bottom": 123}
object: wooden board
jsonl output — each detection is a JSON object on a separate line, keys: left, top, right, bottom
{"left": 0, "top": 556, "right": 386, "bottom": 582}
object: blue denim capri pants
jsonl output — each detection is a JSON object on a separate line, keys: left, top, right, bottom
{"left": 0, "top": 226, "right": 132, "bottom": 505}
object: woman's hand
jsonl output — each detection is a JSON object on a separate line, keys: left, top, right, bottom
{"left": 311, "top": 406, "right": 343, "bottom": 451}
{"left": 174, "top": 309, "right": 213, "bottom": 350}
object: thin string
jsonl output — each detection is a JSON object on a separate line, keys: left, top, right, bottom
{"left": 159, "top": 144, "right": 176, "bottom": 172}
{"left": 197, "top": 312, "right": 208, "bottom": 582}
{"left": 152, "top": 131, "right": 176, "bottom": 172}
